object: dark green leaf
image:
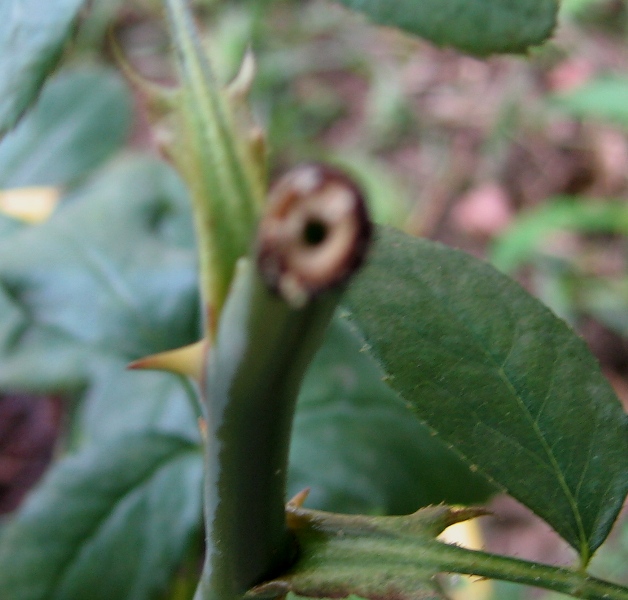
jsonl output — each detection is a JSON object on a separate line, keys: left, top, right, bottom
{"left": 344, "top": 227, "right": 628, "bottom": 562}
{"left": 0, "top": 0, "right": 87, "bottom": 135}
{"left": 0, "top": 68, "right": 134, "bottom": 188}
{"left": 550, "top": 76, "right": 628, "bottom": 127}
{"left": 0, "top": 155, "right": 198, "bottom": 392}
{"left": 290, "top": 316, "right": 494, "bottom": 515}
{"left": 0, "top": 432, "right": 203, "bottom": 600}
{"left": 77, "top": 358, "right": 200, "bottom": 445}
{"left": 334, "top": 0, "right": 558, "bottom": 56}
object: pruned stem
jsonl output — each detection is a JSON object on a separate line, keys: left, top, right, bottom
{"left": 195, "top": 165, "right": 371, "bottom": 600}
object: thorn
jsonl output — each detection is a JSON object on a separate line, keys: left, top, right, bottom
{"left": 286, "top": 488, "right": 311, "bottom": 530}
{"left": 198, "top": 417, "right": 208, "bottom": 441}
{"left": 107, "top": 26, "right": 178, "bottom": 115}
{"left": 287, "top": 488, "right": 311, "bottom": 509}
{"left": 227, "top": 48, "right": 256, "bottom": 101}
{"left": 249, "top": 126, "right": 267, "bottom": 172}
{"left": 128, "top": 339, "right": 207, "bottom": 380}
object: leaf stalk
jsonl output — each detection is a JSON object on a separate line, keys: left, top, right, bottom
{"left": 434, "top": 542, "right": 628, "bottom": 600}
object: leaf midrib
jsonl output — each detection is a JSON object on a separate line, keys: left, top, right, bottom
{"left": 420, "top": 266, "right": 589, "bottom": 553}
{"left": 363, "top": 258, "right": 589, "bottom": 552}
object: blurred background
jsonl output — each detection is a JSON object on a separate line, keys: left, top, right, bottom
{"left": 1, "top": 1, "right": 627, "bottom": 598}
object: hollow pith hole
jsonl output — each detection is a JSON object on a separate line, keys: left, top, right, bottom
{"left": 303, "top": 219, "right": 328, "bottom": 246}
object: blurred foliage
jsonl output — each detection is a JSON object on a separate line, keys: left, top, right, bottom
{"left": 0, "top": 0, "right": 86, "bottom": 134}
{"left": 492, "top": 199, "right": 628, "bottom": 274}
{"left": 0, "top": 0, "right": 627, "bottom": 599}
{"left": 550, "top": 76, "right": 628, "bottom": 128}
{"left": 0, "top": 68, "right": 133, "bottom": 188}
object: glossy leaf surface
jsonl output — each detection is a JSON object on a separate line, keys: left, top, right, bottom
{"left": 0, "top": 0, "right": 86, "bottom": 135}
{"left": 0, "top": 432, "right": 203, "bottom": 600}
{"left": 0, "top": 68, "right": 134, "bottom": 188}
{"left": 344, "top": 227, "right": 628, "bottom": 561}
{"left": 334, "top": 0, "right": 558, "bottom": 56}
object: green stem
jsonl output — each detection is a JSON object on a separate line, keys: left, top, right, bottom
{"left": 431, "top": 541, "right": 628, "bottom": 600}
{"left": 194, "top": 163, "right": 371, "bottom": 600}
{"left": 195, "top": 260, "right": 343, "bottom": 600}
{"left": 164, "top": 0, "right": 264, "bottom": 332}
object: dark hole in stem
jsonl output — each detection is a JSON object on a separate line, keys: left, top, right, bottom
{"left": 303, "top": 219, "right": 328, "bottom": 246}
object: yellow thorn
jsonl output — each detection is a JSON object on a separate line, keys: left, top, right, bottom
{"left": 128, "top": 339, "right": 207, "bottom": 380}
{"left": 287, "top": 488, "right": 311, "bottom": 509}
{"left": 286, "top": 488, "right": 311, "bottom": 530}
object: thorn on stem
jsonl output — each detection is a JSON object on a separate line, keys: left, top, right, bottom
{"left": 287, "top": 488, "right": 311, "bottom": 509}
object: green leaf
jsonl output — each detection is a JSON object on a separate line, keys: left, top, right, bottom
{"left": 490, "top": 198, "right": 628, "bottom": 273}
{"left": 0, "top": 432, "right": 203, "bottom": 600}
{"left": 0, "top": 213, "right": 24, "bottom": 237}
{"left": 0, "top": 0, "right": 87, "bottom": 136}
{"left": 0, "top": 158, "right": 203, "bottom": 600}
{"left": 550, "top": 76, "right": 628, "bottom": 127}
{"left": 0, "top": 68, "right": 134, "bottom": 188}
{"left": 0, "top": 155, "right": 198, "bottom": 391}
{"left": 75, "top": 358, "right": 199, "bottom": 446}
{"left": 333, "top": 0, "right": 559, "bottom": 56}
{"left": 290, "top": 316, "right": 494, "bottom": 515}
{"left": 344, "top": 227, "right": 628, "bottom": 563}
